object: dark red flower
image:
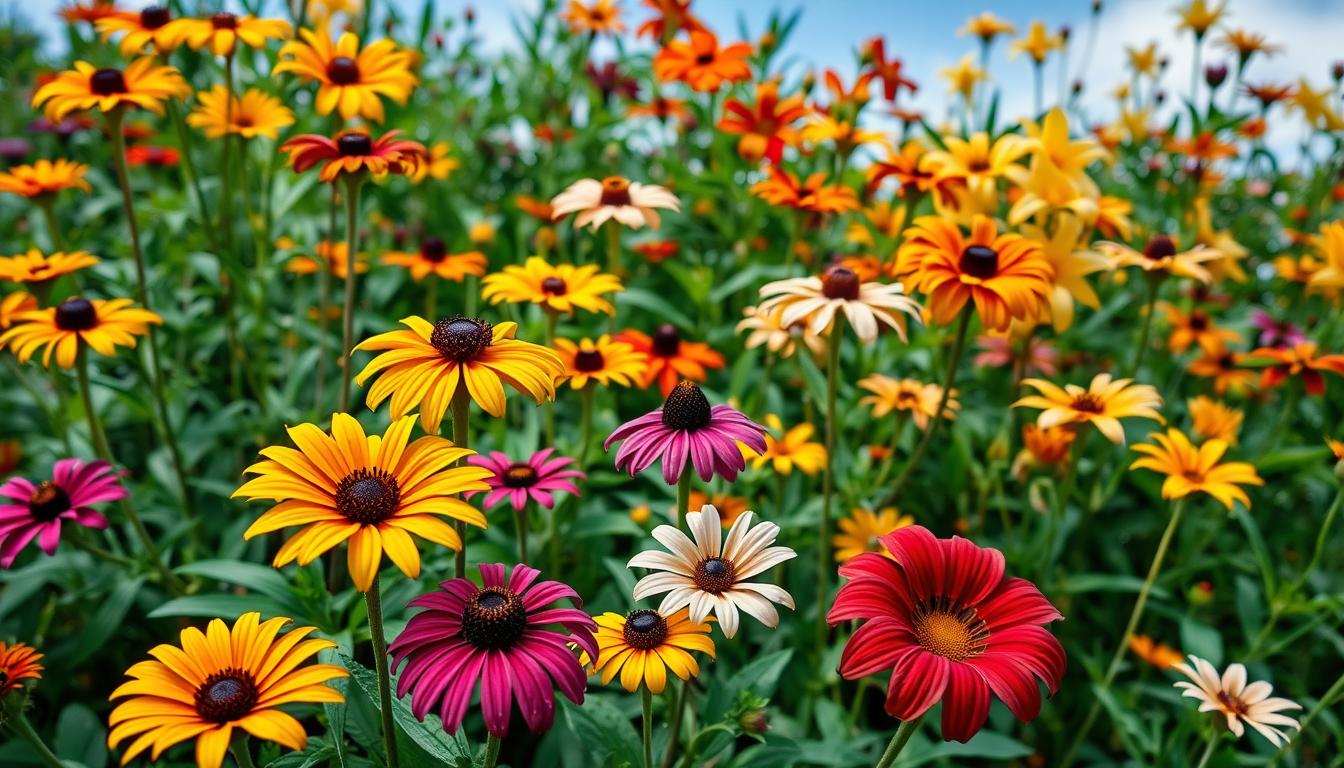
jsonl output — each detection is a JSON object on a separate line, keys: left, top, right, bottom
{"left": 828, "top": 525, "right": 1065, "bottom": 742}
{"left": 280, "top": 129, "right": 425, "bottom": 183}
{"left": 864, "top": 37, "right": 919, "bottom": 102}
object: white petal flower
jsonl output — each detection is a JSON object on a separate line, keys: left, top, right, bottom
{"left": 1172, "top": 655, "right": 1302, "bottom": 747}
{"left": 551, "top": 176, "right": 679, "bottom": 231}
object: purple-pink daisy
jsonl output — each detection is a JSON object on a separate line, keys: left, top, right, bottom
{"left": 467, "top": 448, "right": 585, "bottom": 511}
{"left": 0, "top": 458, "right": 124, "bottom": 567}
{"left": 604, "top": 380, "right": 767, "bottom": 484}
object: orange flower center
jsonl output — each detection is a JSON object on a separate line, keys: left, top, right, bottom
{"left": 541, "top": 276, "right": 568, "bottom": 295}
{"left": 960, "top": 244, "right": 999, "bottom": 279}
{"left": 54, "top": 297, "right": 97, "bottom": 331}
{"left": 623, "top": 609, "right": 669, "bottom": 649}
{"left": 335, "top": 468, "right": 400, "bottom": 524}
{"left": 429, "top": 315, "right": 493, "bottom": 361}
{"left": 461, "top": 588, "right": 527, "bottom": 649}
{"left": 1144, "top": 235, "right": 1177, "bottom": 260}
{"left": 140, "top": 6, "right": 169, "bottom": 29}
{"left": 662, "top": 380, "right": 712, "bottom": 431}
{"left": 502, "top": 463, "right": 538, "bottom": 488}
{"left": 693, "top": 556, "right": 736, "bottom": 594}
{"left": 913, "top": 598, "right": 989, "bottom": 661}
{"left": 574, "top": 348, "right": 605, "bottom": 372}
{"left": 820, "top": 266, "right": 861, "bottom": 300}
{"left": 209, "top": 12, "right": 237, "bottom": 29}
{"left": 326, "top": 55, "right": 361, "bottom": 85}
{"left": 651, "top": 323, "right": 681, "bottom": 357}
{"left": 420, "top": 237, "right": 447, "bottom": 263}
{"left": 194, "top": 669, "right": 258, "bottom": 723}
{"left": 27, "top": 481, "right": 70, "bottom": 522}
{"left": 1070, "top": 393, "right": 1105, "bottom": 414}
{"left": 599, "top": 176, "right": 632, "bottom": 206}
{"left": 89, "top": 68, "right": 127, "bottom": 96}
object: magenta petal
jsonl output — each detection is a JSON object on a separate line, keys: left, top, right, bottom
{"left": 36, "top": 520, "right": 61, "bottom": 555}
{"left": 509, "top": 564, "right": 542, "bottom": 595}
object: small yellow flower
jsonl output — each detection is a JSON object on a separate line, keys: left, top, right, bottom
{"left": 740, "top": 414, "right": 827, "bottom": 476}
{"left": 832, "top": 507, "right": 914, "bottom": 563}
{"left": 481, "top": 257, "right": 623, "bottom": 316}
{"left": 186, "top": 85, "right": 294, "bottom": 139}
{"left": 1188, "top": 396, "right": 1243, "bottom": 445}
{"left": 1130, "top": 428, "right": 1262, "bottom": 510}
{"left": 1009, "top": 21, "right": 1063, "bottom": 65}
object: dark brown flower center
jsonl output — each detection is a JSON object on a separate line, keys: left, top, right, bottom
{"left": 89, "top": 68, "right": 127, "bottom": 96}
{"left": 695, "top": 52, "right": 715, "bottom": 66}
{"left": 140, "top": 6, "right": 169, "bottom": 28}
{"left": 1071, "top": 393, "right": 1105, "bottom": 414}
{"left": 820, "top": 266, "right": 861, "bottom": 300}
{"left": 54, "top": 297, "right": 98, "bottom": 331}
{"left": 27, "top": 482, "right": 70, "bottom": 522}
{"left": 599, "top": 176, "right": 632, "bottom": 206}
{"left": 652, "top": 323, "right": 681, "bottom": 357}
{"left": 337, "top": 132, "right": 373, "bottom": 157}
{"left": 335, "top": 468, "right": 400, "bottom": 525}
{"left": 574, "top": 348, "right": 605, "bottom": 372}
{"left": 912, "top": 596, "right": 988, "bottom": 661}
{"left": 461, "top": 587, "right": 527, "bottom": 649}
{"left": 1144, "top": 235, "right": 1177, "bottom": 260}
{"left": 541, "top": 276, "right": 567, "bottom": 295}
{"left": 502, "top": 463, "right": 537, "bottom": 488}
{"left": 194, "top": 669, "right": 258, "bottom": 723}
{"left": 420, "top": 237, "right": 447, "bottom": 263}
{"left": 693, "top": 556, "right": 736, "bottom": 594}
{"left": 661, "top": 380, "right": 712, "bottom": 431}
{"left": 622, "top": 609, "right": 668, "bottom": 649}
{"left": 326, "top": 55, "right": 361, "bottom": 85}
{"left": 960, "top": 244, "right": 999, "bottom": 279}
{"left": 1188, "top": 311, "right": 1209, "bottom": 331}
{"left": 429, "top": 316, "right": 493, "bottom": 361}
{"left": 210, "top": 12, "right": 237, "bottom": 29}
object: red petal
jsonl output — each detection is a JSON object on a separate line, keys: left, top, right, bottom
{"left": 878, "top": 525, "right": 944, "bottom": 601}
{"left": 966, "top": 653, "right": 1042, "bottom": 722}
{"left": 940, "top": 535, "right": 1005, "bottom": 607}
{"left": 975, "top": 577, "right": 1063, "bottom": 631}
{"left": 883, "top": 649, "right": 950, "bottom": 721}
{"left": 982, "top": 625, "right": 1067, "bottom": 694}
{"left": 837, "top": 616, "right": 918, "bottom": 679}
{"left": 940, "top": 663, "right": 991, "bottom": 743}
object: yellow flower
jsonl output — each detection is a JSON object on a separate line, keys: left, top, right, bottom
{"left": 1216, "top": 29, "right": 1281, "bottom": 62}
{"left": 0, "top": 249, "right": 98, "bottom": 283}
{"left": 1012, "top": 423, "right": 1077, "bottom": 480}
{"left": 740, "top": 414, "right": 827, "bottom": 476}
{"left": 1015, "top": 107, "right": 1108, "bottom": 194}
{"left": 588, "top": 609, "right": 713, "bottom": 694}
{"left": 563, "top": 0, "right": 624, "bottom": 35}
{"left": 800, "top": 112, "right": 883, "bottom": 154}
{"left": 0, "top": 296, "right": 161, "bottom": 368}
{"left": 95, "top": 6, "right": 181, "bottom": 55}
{"left": 1131, "top": 428, "right": 1262, "bottom": 509}
{"left": 272, "top": 30, "right": 418, "bottom": 123}
{"left": 922, "top": 132, "right": 1030, "bottom": 215}
{"left": 553, "top": 335, "right": 648, "bottom": 389}
{"left": 0, "top": 292, "right": 38, "bottom": 329}
{"left": 1193, "top": 197, "right": 1248, "bottom": 282}
{"left": 735, "top": 304, "right": 824, "bottom": 359}
{"left": 1287, "top": 79, "right": 1344, "bottom": 132}
{"left": 1173, "top": 0, "right": 1227, "bottom": 38}
{"left": 186, "top": 86, "right": 294, "bottom": 139}
{"left": 469, "top": 221, "right": 496, "bottom": 246}
{"left": 381, "top": 239, "right": 486, "bottom": 282}
{"left": 32, "top": 58, "right": 189, "bottom": 121}
{"left": 407, "top": 142, "right": 459, "bottom": 184}
{"left": 1308, "top": 220, "right": 1344, "bottom": 293}
{"left": 286, "top": 241, "right": 368, "bottom": 279}
{"left": 1018, "top": 217, "right": 1108, "bottom": 331}
{"left": 832, "top": 507, "right": 914, "bottom": 563}
{"left": 166, "top": 12, "right": 289, "bottom": 56}
{"left": 481, "top": 257, "right": 623, "bottom": 316}
{"left": 858, "top": 374, "right": 959, "bottom": 431}
{"left": 1009, "top": 21, "right": 1063, "bottom": 65}
{"left": 0, "top": 159, "right": 91, "bottom": 200}
{"left": 1015, "top": 372, "right": 1163, "bottom": 444}
{"left": 1126, "top": 42, "right": 1160, "bottom": 77}
{"left": 1188, "top": 396, "right": 1243, "bottom": 445}
{"left": 1098, "top": 234, "right": 1221, "bottom": 284}
{"left": 957, "top": 12, "right": 1016, "bottom": 44}
{"left": 938, "top": 53, "right": 985, "bottom": 102}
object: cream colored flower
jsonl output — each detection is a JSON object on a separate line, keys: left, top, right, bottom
{"left": 551, "top": 176, "right": 679, "bottom": 231}
{"left": 736, "top": 304, "right": 824, "bottom": 358}
{"left": 628, "top": 504, "right": 796, "bottom": 638}
{"left": 756, "top": 266, "right": 922, "bottom": 344}
{"left": 1173, "top": 656, "right": 1301, "bottom": 747}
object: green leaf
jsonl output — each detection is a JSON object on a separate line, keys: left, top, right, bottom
{"left": 1061, "top": 574, "right": 1171, "bottom": 599}
{"left": 560, "top": 695, "right": 641, "bottom": 766}
{"left": 1180, "top": 616, "right": 1223, "bottom": 667}
{"left": 54, "top": 703, "right": 108, "bottom": 768}
{"left": 176, "top": 559, "right": 301, "bottom": 608}
{"left": 615, "top": 288, "right": 696, "bottom": 331}
{"left": 261, "top": 740, "right": 335, "bottom": 768}
{"left": 1255, "top": 446, "right": 1331, "bottom": 474}
{"left": 71, "top": 576, "right": 144, "bottom": 665}
{"left": 904, "top": 730, "right": 1032, "bottom": 765}
{"left": 149, "top": 593, "right": 288, "bottom": 619}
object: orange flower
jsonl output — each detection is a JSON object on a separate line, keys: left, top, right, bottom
{"left": 1166, "top": 131, "right": 1238, "bottom": 162}
{"left": 1128, "top": 635, "right": 1184, "bottom": 670}
{"left": 1160, "top": 302, "right": 1241, "bottom": 354}
{"left": 626, "top": 95, "right": 691, "bottom": 122}
{"left": 280, "top": 130, "right": 424, "bottom": 183}
{"left": 867, "top": 140, "right": 938, "bottom": 197}
{"left": 718, "top": 81, "right": 807, "bottom": 163}
{"left": 863, "top": 37, "right": 919, "bottom": 102}
{"left": 1187, "top": 342, "right": 1255, "bottom": 396}
{"left": 1246, "top": 342, "right": 1344, "bottom": 396}
{"left": 615, "top": 324, "right": 724, "bottom": 396}
{"left": 749, "top": 166, "right": 858, "bottom": 214}
{"left": 632, "top": 240, "right": 679, "bottom": 263}
{"left": 653, "top": 29, "right": 752, "bottom": 93}
{"left": 635, "top": 0, "right": 704, "bottom": 41}
{"left": 564, "top": 0, "right": 623, "bottom": 35}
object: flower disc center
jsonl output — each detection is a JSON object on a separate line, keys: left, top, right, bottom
{"left": 326, "top": 56, "right": 361, "bottom": 85}
{"left": 622, "top": 609, "right": 669, "bottom": 649}
{"left": 194, "top": 670, "right": 258, "bottom": 723}
{"left": 420, "top": 237, "right": 447, "bottom": 263}
{"left": 337, "top": 132, "right": 373, "bottom": 157}
{"left": 89, "top": 69, "right": 128, "bottom": 96}
{"left": 335, "top": 468, "right": 400, "bottom": 524}
{"left": 651, "top": 323, "right": 681, "bottom": 357}
{"left": 574, "top": 348, "right": 605, "bottom": 372}
{"left": 599, "top": 176, "right": 632, "bottom": 206}
{"left": 541, "top": 276, "right": 567, "bottom": 295}
{"left": 913, "top": 599, "right": 988, "bottom": 662}
{"left": 959, "top": 245, "right": 999, "bottom": 280}
{"left": 429, "top": 316, "right": 493, "bottom": 361}
{"left": 1144, "top": 235, "right": 1177, "bottom": 260}
{"left": 54, "top": 298, "right": 98, "bottom": 331}
{"left": 693, "top": 556, "right": 736, "bottom": 594}
{"left": 461, "top": 587, "right": 527, "bottom": 649}
{"left": 502, "top": 463, "right": 537, "bottom": 488}
{"left": 1070, "top": 393, "right": 1105, "bottom": 414}
{"left": 661, "top": 380, "right": 712, "bottom": 431}
{"left": 820, "top": 266, "right": 861, "bottom": 300}
{"left": 140, "top": 6, "right": 169, "bottom": 28}
{"left": 27, "top": 482, "right": 70, "bottom": 522}
{"left": 209, "top": 12, "right": 237, "bottom": 29}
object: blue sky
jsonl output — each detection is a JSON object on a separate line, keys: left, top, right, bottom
{"left": 17, "top": 0, "right": 1344, "bottom": 155}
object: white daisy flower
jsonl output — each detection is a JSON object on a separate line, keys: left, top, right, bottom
{"left": 1173, "top": 655, "right": 1302, "bottom": 747}
{"left": 756, "top": 266, "right": 923, "bottom": 345}
{"left": 550, "top": 176, "right": 679, "bottom": 231}
{"left": 627, "top": 504, "right": 796, "bottom": 638}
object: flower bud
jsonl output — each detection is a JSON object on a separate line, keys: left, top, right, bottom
{"left": 1205, "top": 63, "right": 1228, "bottom": 88}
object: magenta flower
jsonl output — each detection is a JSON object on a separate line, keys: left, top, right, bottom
{"left": 0, "top": 458, "right": 123, "bottom": 567}
{"left": 467, "top": 448, "right": 585, "bottom": 511}
{"left": 1250, "top": 309, "right": 1306, "bottom": 349}
{"left": 389, "top": 563, "right": 597, "bottom": 738}
{"left": 604, "top": 380, "right": 767, "bottom": 484}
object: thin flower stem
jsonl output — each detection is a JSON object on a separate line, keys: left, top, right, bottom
{"left": 516, "top": 503, "right": 529, "bottom": 564}
{"left": 163, "top": 98, "right": 218, "bottom": 252}
{"left": 818, "top": 324, "right": 842, "bottom": 654}
{"left": 605, "top": 220, "right": 622, "bottom": 276}
{"left": 883, "top": 306, "right": 973, "bottom": 508}
{"left": 1302, "top": 486, "right": 1344, "bottom": 589}
{"left": 36, "top": 199, "right": 66, "bottom": 252}
{"left": 641, "top": 684, "right": 654, "bottom": 768}
{"left": 1061, "top": 498, "right": 1187, "bottom": 768}
{"left": 452, "top": 384, "right": 472, "bottom": 579}
{"left": 229, "top": 734, "right": 257, "bottom": 768}
{"left": 4, "top": 711, "right": 65, "bottom": 768}
{"left": 364, "top": 578, "right": 400, "bottom": 768}
{"left": 875, "top": 716, "right": 923, "bottom": 768}
{"left": 544, "top": 310, "right": 558, "bottom": 447}
{"left": 675, "top": 468, "right": 692, "bottom": 529}
{"left": 1266, "top": 669, "right": 1344, "bottom": 767}
{"left": 578, "top": 385, "right": 594, "bottom": 468}
{"left": 1128, "top": 275, "right": 1162, "bottom": 379}
{"left": 660, "top": 680, "right": 690, "bottom": 768}
{"left": 1193, "top": 732, "right": 1219, "bottom": 768}
{"left": 315, "top": 187, "right": 337, "bottom": 412}
{"left": 339, "top": 175, "right": 364, "bottom": 413}
{"left": 482, "top": 733, "right": 502, "bottom": 768}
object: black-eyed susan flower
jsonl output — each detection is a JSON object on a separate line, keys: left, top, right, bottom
{"left": 564, "top": 0, "right": 624, "bottom": 35}
{"left": 551, "top": 176, "right": 679, "bottom": 231}
{"left": 234, "top": 414, "right": 491, "bottom": 591}
{"left": 1130, "top": 428, "right": 1262, "bottom": 510}
{"left": 736, "top": 304, "right": 824, "bottom": 359}
{"left": 554, "top": 335, "right": 648, "bottom": 389}
{"left": 406, "top": 142, "right": 458, "bottom": 184}
{"left": 381, "top": 237, "right": 486, "bottom": 282}
{"left": 1098, "top": 234, "right": 1220, "bottom": 284}
{"left": 185, "top": 86, "right": 294, "bottom": 139}
{"left": 740, "top": 413, "right": 826, "bottom": 476}
{"left": 107, "top": 613, "right": 347, "bottom": 768}
{"left": 0, "top": 296, "right": 160, "bottom": 368}
{"left": 1160, "top": 303, "right": 1242, "bottom": 354}
{"left": 895, "top": 214, "right": 1054, "bottom": 331}
{"left": 589, "top": 608, "right": 713, "bottom": 694}
{"left": 280, "top": 130, "right": 425, "bottom": 183}
{"left": 0, "top": 159, "right": 91, "bottom": 200}
{"left": 273, "top": 30, "right": 417, "bottom": 122}
{"left": 165, "top": 12, "right": 289, "bottom": 57}
{"left": 1188, "top": 396, "right": 1242, "bottom": 444}
{"left": 0, "top": 249, "right": 98, "bottom": 284}
{"left": 832, "top": 506, "right": 913, "bottom": 563}
{"left": 286, "top": 241, "right": 368, "bottom": 278}
{"left": 615, "top": 325, "right": 724, "bottom": 396}
{"left": 1015, "top": 373, "right": 1163, "bottom": 444}
{"left": 31, "top": 58, "right": 189, "bottom": 121}
{"left": 756, "top": 266, "right": 922, "bottom": 344}
{"left": 857, "top": 373, "right": 959, "bottom": 430}
{"left": 95, "top": 5, "right": 178, "bottom": 55}
{"left": 58, "top": 0, "right": 122, "bottom": 25}
{"left": 0, "top": 292, "right": 38, "bottom": 329}
{"left": 355, "top": 316, "right": 564, "bottom": 429}
{"left": 481, "top": 257, "right": 623, "bottom": 316}
{"left": 0, "top": 641, "right": 43, "bottom": 699}
{"left": 1188, "top": 342, "right": 1256, "bottom": 396}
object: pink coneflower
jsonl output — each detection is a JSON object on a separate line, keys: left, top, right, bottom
{"left": 604, "top": 380, "right": 767, "bottom": 484}
{"left": 0, "top": 458, "right": 123, "bottom": 567}
{"left": 467, "top": 448, "right": 585, "bottom": 511}
{"left": 389, "top": 563, "right": 597, "bottom": 738}
{"left": 1249, "top": 309, "right": 1306, "bottom": 349}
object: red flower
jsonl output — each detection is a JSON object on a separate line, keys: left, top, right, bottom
{"left": 125, "top": 145, "right": 179, "bottom": 166}
{"left": 864, "top": 37, "right": 919, "bottom": 102}
{"left": 828, "top": 525, "right": 1065, "bottom": 742}
{"left": 280, "top": 129, "right": 425, "bottom": 183}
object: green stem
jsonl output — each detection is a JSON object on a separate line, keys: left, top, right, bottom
{"left": 515, "top": 503, "right": 529, "bottom": 564}
{"left": 1302, "top": 486, "right": 1344, "bottom": 589}
{"left": 339, "top": 175, "right": 364, "bottom": 413}
{"left": 883, "top": 307, "right": 973, "bottom": 507}
{"left": 5, "top": 711, "right": 65, "bottom": 768}
{"left": 1193, "top": 732, "right": 1219, "bottom": 768}
{"left": 659, "top": 680, "right": 690, "bottom": 768}
{"left": 875, "top": 716, "right": 923, "bottom": 768}
{"left": 452, "top": 385, "right": 472, "bottom": 578}
{"left": 1268, "top": 669, "right": 1344, "bottom": 767}
{"left": 36, "top": 199, "right": 66, "bottom": 252}
{"left": 544, "top": 310, "right": 557, "bottom": 447}
{"left": 605, "top": 220, "right": 622, "bottom": 276}
{"left": 481, "top": 733, "right": 502, "bottom": 768}
{"left": 578, "top": 385, "right": 594, "bottom": 468}
{"left": 1128, "top": 275, "right": 1162, "bottom": 379}
{"left": 1060, "top": 498, "right": 1186, "bottom": 768}
{"left": 229, "top": 734, "right": 257, "bottom": 768}
{"left": 641, "top": 685, "right": 654, "bottom": 768}
{"left": 818, "top": 325, "right": 842, "bottom": 654}
{"left": 315, "top": 187, "right": 337, "bottom": 412}
{"left": 675, "top": 468, "right": 692, "bottom": 529}
{"left": 164, "top": 97, "right": 218, "bottom": 253}
{"left": 364, "top": 577, "right": 400, "bottom": 768}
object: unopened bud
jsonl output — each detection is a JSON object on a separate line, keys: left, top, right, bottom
{"left": 1205, "top": 63, "right": 1228, "bottom": 88}
{"left": 739, "top": 709, "right": 769, "bottom": 735}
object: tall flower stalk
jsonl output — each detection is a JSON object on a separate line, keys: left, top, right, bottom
{"left": 340, "top": 174, "right": 366, "bottom": 412}
{"left": 364, "top": 576, "right": 400, "bottom": 768}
